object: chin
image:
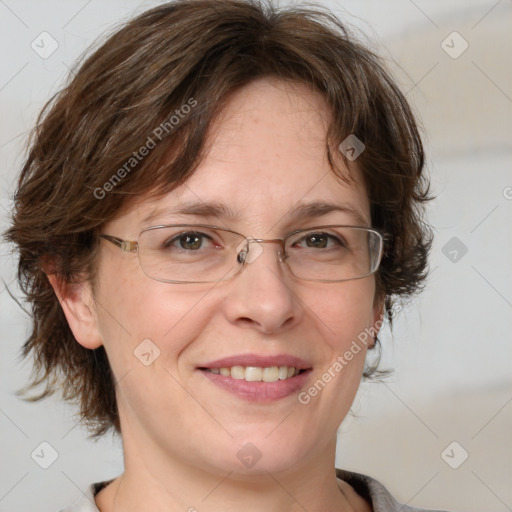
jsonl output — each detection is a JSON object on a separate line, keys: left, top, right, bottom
{"left": 209, "top": 453, "right": 305, "bottom": 478}
{"left": 201, "top": 430, "right": 313, "bottom": 476}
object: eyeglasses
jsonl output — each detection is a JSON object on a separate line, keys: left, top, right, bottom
{"left": 99, "top": 224, "right": 385, "bottom": 284}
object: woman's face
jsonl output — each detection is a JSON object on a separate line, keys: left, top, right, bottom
{"left": 73, "top": 78, "right": 383, "bottom": 476}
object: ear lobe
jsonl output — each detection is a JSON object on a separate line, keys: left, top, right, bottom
{"left": 46, "top": 273, "right": 103, "bottom": 350}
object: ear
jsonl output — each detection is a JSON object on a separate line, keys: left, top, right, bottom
{"left": 46, "top": 273, "right": 103, "bottom": 350}
{"left": 369, "top": 294, "right": 386, "bottom": 349}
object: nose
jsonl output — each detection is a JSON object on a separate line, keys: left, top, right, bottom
{"left": 223, "top": 238, "right": 302, "bottom": 334}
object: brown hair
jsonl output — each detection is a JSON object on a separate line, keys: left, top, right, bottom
{"left": 4, "top": 0, "right": 433, "bottom": 438}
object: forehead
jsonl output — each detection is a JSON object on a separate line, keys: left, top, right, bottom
{"left": 120, "top": 78, "right": 370, "bottom": 232}
{"left": 201, "top": 78, "right": 340, "bottom": 183}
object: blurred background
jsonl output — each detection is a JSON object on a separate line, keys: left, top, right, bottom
{"left": 0, "top": 1, "right": 511, "bottom": 511}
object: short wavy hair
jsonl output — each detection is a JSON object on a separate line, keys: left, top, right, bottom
{"left": 4, "top": 0, "right": 433, "bottom": 439}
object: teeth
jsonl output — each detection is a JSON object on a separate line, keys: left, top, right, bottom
{"left": 278, "top": 366, "right": 289, "bottom": 380}
{"left": 205, "top": 366, "right": 301, "bottom": 382}
{"left": 231, "top": 366, "right": 245, "bottom": 380}
{"left": 262, "top": 367, "right": 278, "bottom": 382}
{"left": 245, "top": 367, "right": 262, "bottom": 382}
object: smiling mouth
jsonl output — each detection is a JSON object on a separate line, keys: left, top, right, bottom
{"left": 198, "top": 366, "right": 309, "bottom": 382}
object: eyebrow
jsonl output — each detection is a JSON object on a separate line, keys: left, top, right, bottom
{"left": 141, "top": 200, "right": 369, "bottom": 227}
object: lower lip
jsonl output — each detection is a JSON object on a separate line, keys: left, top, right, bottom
{"left": 198, "top": 369, "right": 311, "bottom": 402}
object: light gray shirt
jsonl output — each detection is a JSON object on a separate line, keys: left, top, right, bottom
{"left": 57, "top": 469, "right": 452, "bottom": 512}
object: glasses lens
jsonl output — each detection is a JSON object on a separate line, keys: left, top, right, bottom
{"left": 138, "top": 225, "right": 245, "bottom": 283}
{"left": 284, "top": 226, "right": 382, "bottom": 281}
{"left": 137, "top": 225, "right": 382, "bottom": 283}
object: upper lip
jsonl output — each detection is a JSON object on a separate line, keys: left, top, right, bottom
{"left": 198, "top": 353, "right": 312, "bottom": 370}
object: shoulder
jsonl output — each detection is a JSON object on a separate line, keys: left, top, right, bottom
{"left": 58, "top": 472, "right": 454, "bottom": 512}
{"left": 57, "top": 480, "right": 113, "bottom": 512}
{"left": 336, "top": 468, "right": 454, "bottom": 512}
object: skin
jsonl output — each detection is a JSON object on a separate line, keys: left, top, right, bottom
{"left": 49, "top": 77, "right": 383, "bottom": 512}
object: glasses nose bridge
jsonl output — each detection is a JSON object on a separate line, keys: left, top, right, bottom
{"left": 244, "top": 237, "right": 287, "bottom": 263}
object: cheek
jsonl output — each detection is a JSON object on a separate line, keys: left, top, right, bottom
{"left": 309, "top": 279, "right": 376, "bottom": 349}
{"left": 292, "top": 282, "right": 376, "bottom": 436}
{"left": 94, "top": 262, "right": 217, "bottom": 377}
{"left": 306, "top": 282, "right": 374, "bottom": 399}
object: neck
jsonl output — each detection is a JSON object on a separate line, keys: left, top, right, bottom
{"left": 95, "top": 423, "right": 360, "bottom": 512}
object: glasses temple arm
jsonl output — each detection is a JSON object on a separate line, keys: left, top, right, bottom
{"left": 99, "top": 234, "right": 138, "bottom": 253}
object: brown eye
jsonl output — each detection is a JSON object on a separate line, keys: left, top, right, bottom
{"left": 165, "top": 232, "right": 213, "bottom": 251}
{"left": 295, "top": 232, "right": 345, "bottom": 249}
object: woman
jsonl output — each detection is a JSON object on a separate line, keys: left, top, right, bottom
{"left": 5, "top": 1, "right": 446, "bottom": 510}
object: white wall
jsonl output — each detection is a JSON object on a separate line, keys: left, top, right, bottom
{"left": 1, "top": 1, "right": 511, "bottom": 511}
